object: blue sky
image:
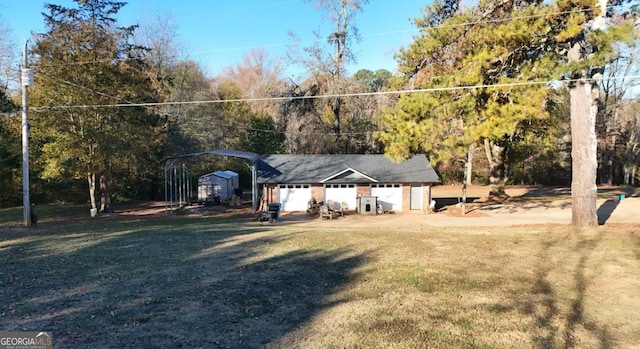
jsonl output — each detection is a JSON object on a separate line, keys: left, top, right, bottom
{"left": 1, "top": 0, "right": 427, "bottom": 77}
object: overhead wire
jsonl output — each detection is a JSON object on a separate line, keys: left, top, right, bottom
{"left": 31, "top": 67, "right": 640, "bottom": 137}
{"left": 31, "top": 75, "right": 640, "bottom": 111}
{"left": 36, "top": 70, "right": 135, "bottom": 104}
{"left": 26, "top": 2, "right": 638, "bottom": 137}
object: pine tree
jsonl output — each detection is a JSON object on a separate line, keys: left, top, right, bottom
{"left": 378, "top": 0, "right": 638, "bottom": 211}
{"left": 379, "top": 0, "right": 557, "bottom": 197}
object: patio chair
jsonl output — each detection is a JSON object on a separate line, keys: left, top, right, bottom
{"left": 340, "top": 201, "right": 349, "bottom": 216}
{"left": 307, "top": 199, "right": 320, "bottom": 216}
{"left": 319, "top": 205, "right": 333, "bottom": 220}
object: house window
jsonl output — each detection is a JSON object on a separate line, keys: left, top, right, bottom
{"left": 324, "top": 184, "right": 355, "bottom": 189}
{"left": 279, "top": 184, "right": 310, "bottom": 189}
{"left": 371, "top": 184, "right": 400, "bottom": 188}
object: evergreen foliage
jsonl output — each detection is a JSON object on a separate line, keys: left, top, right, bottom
{"left": 0, "top": 90, "right": 20, "bottom": 206}
{"left": 377, "top": 0, "right": 638, "bottom": 196}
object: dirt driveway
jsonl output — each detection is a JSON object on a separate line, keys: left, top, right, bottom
{"left": 275, "top": 185, "right": 640, "bottom": 228}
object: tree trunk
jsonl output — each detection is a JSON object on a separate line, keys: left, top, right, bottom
{"left": 569, "top": 76, "right": 598, "bottom": 227}
{"left": 484, "top": 138, "right": 507, "bottom": 198}
{"left": 466, "top": 144, "right": 474, "bottom": 185}
{"left": 461, "top": 145, "right": 474, "bottom": 215}
{"left": 87, "top": 172, "right": 97, "bottom": 210}
{"left": 623, "top": 162, "right": 631, "bottom": 185}
{"left": 567, "top": 0, "right": 605, "bottom": 227}
{"left": 100, "top": 174, "right": 111, "bottom": 213}
{"left": 333, "top": 97, "right": 342, "bottom": 152}
{"left": 606, "top": 110, "right": 618, "bottom": 185}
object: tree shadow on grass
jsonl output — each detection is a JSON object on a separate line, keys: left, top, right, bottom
{"left": 517, "top": 234, "right": 614, "bottom": 349}
{"left": 432, "top": 197, "right": 480, "bottom": 211}
{"left": 433, "top": 187, "right": 573, "bottom": 215}
{"left": 0, "top": 218, "right": 369, "bottom": 348}
{"left": 519, "top": 187, "right": 572, "bottom": 199}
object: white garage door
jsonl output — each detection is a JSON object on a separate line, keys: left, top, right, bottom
{"left": 278, "top": 184, "right": 311, "bottom": 211}
{"left": 324, "top": 184, "right": 357, "bottom": 211}
{"left": 371, "top": 184, "right": 403, "bottom": 211}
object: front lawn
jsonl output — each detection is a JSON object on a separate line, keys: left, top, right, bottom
{"left": 1, "top": 212, "right": 638, "bottom": 348}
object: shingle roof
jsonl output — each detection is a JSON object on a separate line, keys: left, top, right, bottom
{"left": 257, "top": 154, "right": 441, "bottom": 184}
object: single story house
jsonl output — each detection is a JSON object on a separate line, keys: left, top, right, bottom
{"left": 257, "top": 154, "right": 441, "bottom": 212}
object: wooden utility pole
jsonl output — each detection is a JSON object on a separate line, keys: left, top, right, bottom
{"left": 21, "top": 40, "right": 33, "bottom": 227}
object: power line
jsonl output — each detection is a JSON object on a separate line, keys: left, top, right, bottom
{"left": 22, "top": 3, "right": 637, "bottom": 140}
{"left": 37, "top": 70, "right": 134, "bottom": 104}
{"left": 32, "top": 60, "right": 640, "bottom": 137}
{"left": 31, "top": 75, "right": 640, "bottom": 110}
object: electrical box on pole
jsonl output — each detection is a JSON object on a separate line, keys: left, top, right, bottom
{"left": 21, "top": 68, "right": 34, "bottom": 86}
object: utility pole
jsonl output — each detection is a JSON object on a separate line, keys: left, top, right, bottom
{"left": 21, "top": 40, "right": 33, "bottom": 227}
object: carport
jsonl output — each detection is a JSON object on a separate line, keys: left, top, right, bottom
{"left": 163, "top": 149, "right": 261, "bottom": 214}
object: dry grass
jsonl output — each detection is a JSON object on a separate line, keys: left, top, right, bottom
{"left": 1, "top": 209, "right": 638, "bottom": 348}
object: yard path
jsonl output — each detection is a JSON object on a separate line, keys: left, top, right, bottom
{"left": 276, "top": 185, "right": 640, "bottom": 228}
{"left": 278, "top": 197, "right": 639, "bottom": 228}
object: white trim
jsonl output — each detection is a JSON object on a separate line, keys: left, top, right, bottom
{"left": 319, "top": 167, "right": 378, "bottom": 183}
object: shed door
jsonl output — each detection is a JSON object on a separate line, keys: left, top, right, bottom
{"left": 278, "top": 184, "right": 311, "bottom": 211}
{"left": 410, "top": 184, "right": 423, "bottom": 210}
{"left": 324, "top": 184, "right": 357, "bottom": 210}
{"left": 371, "top": 184, "right": 403, "bottom": 211}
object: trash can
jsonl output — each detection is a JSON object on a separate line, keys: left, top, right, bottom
{"left": 268, "top": 203, "right": 281, "bottom": 222}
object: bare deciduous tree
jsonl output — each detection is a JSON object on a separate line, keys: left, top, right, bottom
{"left": 0, "top": 15, "right": 16, "bottom": 90}
{"left": 288, "top": 0, "right": 368, "bottom": 153}
{"left": 220, "top": 48, "right": 287, "bottom": 116}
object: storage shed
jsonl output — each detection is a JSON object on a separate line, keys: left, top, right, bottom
{"left": 197, "top": 170, "right": 239, "bottom": 202}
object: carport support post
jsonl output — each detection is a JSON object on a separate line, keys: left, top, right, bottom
{"left": 242, "top": 159, "right": 259, "bottom": 213}
{"left": 164, "top": 163, "right": 167, "bottom": 215}
{"left": 252, "top": 160, "right": 258, "bottom": 213}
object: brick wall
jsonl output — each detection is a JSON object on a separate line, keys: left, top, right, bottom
{"left": 310, "top": 185, "right": 323, "bottom": 203}
{"left": 356, "top": 185, "right": 371, "bottom": 197}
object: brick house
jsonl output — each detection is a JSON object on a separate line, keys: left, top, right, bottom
{"left": 257, "top": 154, "right": 441, "bottom": 212}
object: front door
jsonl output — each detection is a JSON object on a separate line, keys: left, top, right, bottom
{"left": 410, "top": 184, "right": 423, "bottom": 210}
